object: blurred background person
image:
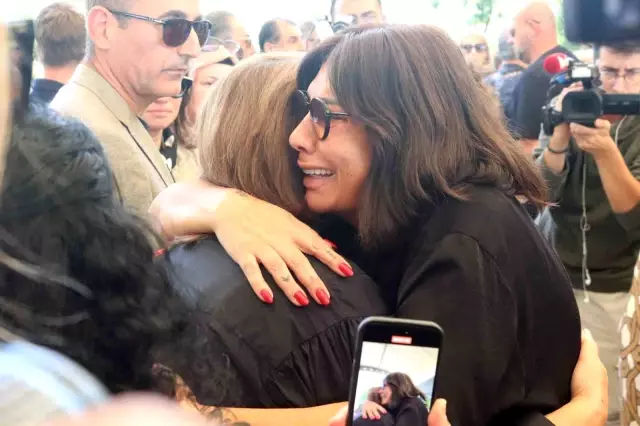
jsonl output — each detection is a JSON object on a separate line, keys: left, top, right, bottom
{"left": 459, "top": 32, "right": 493, "bottom": 78}
{"left": 505, "top": 1, "right": 576, "bottom": 157}
{"left": 259, "top": 18, "right": 305, "bottom": 53}
{"left": 31, "top": 2, "right": 86, "bottom": 104}
{"left": 301, "top": 21, "right": 321, "bottom": 52}
{"left": 485, "top": 28, "right": 528, "bottom": 113}
{"left": 331, "top": 0, "right": 384, "bottom": 26}
{"left": 205, "top": 11, "right": 255, "bottom": 60}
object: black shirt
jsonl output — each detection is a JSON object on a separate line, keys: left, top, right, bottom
{"left": 506, "top": 46, "right": 577, "bottom": 139}
{"left": 30, "top": 79, "right": 64, "bottom": 105}
{"left": 321, "top": 186, "right": 580, "bottom": 426}
{"left": 158, "top": 236, "right": 390, "bottom": 408}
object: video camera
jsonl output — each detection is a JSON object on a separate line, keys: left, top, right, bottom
{"left": 540, "top": 0, "right": 640, "bottom": 135}
{"left": 541, "top": 56, "right": 640, "bottom": 135}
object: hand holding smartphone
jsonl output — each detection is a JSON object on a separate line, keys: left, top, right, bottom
{"left": 347, "top": 317, "right": 443, "bottom": 426}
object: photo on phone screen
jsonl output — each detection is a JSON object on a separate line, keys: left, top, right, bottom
{"left": 348, "top": 317, "right": 443, "bottom": 426}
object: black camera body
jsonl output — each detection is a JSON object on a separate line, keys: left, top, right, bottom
{"left": 542, "top": 61, "right": 640, "bottom": 135}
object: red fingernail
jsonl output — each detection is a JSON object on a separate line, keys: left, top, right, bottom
{"left": 339, "top": 263, "right": 354, "bottom": 277}
{"left": 324, "top": 239, "right": 338, "bottom": 250}
{"left": 316, "top": 289, "right": 331, "bottom": 306}
{"left": 154, "top": 248, "right": 166, "bottom": 257}
{"left": 260, "top": 290, "right": 274, "bottom": 304}
{"left": 294, "top": 291, "right": 310, "bottom": 306}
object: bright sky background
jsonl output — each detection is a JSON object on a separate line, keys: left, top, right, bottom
{"left": 4, "top": 0, "right": 560, "bottom": 43}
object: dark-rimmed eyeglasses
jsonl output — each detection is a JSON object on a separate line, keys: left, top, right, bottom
{"left": 202, "top": 37, "right": 240, "bottom": 55}
{"left": 460, "top": 43, "right": 488, "bottom": 53}
{"left": 292, "top": 90, "right": 350, "bottom": 141}
{"left": 108, "top": 10, "right": 211, "bottom": 48}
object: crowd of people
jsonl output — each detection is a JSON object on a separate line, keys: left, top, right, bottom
{"left": 3, "top": 0, "right": 640, "bottom": 425}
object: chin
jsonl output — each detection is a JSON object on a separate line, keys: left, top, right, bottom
{"left": 305, "top": 195, "right": 333, "bottom": 214}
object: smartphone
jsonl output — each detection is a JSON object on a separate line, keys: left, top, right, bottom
{"left": 347, "top": 317, "right": 444, "bottom": 426}
{"left": 8, "top": 19, "right": 34, "bottom": 118}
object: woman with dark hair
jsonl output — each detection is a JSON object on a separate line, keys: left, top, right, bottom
{"left": 150, "top": 25, "right": 582, "bottom": 425}
{"left": 356, "top": 373, "right": 427, "bottom": 426}
{"left": 0, "top": 107, "right": 185, "bottom": 393}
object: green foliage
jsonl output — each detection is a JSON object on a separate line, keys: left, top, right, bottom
{"left": 471, "top": 0, "right": 495, "bottom": 32}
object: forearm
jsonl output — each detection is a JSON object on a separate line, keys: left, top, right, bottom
{"left": 545, "top": 396, "right": 607, "bottom": 426}
{"left": 596, "top": 149, "right": 640, "bottom": 213}
{"left": 540, "top": 132, "right": 569, "bottom": 176}
{"left": 180, "top": 400, "right": 347, "bottom": 426}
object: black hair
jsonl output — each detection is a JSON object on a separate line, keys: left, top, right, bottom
{"left": 0, "top": 107, "right": 186, "bottom": 393}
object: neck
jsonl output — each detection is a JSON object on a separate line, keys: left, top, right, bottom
{"left": 149, "top": 129, "right": 163, "bottom": 149}
{"left": 86, "top": 55, "right": 151, "bottom": 115}
{"left": 529, "top": 39, "right": 557, "bottom": 63}
{"left": 43, "top": 65, "right": 77, "bottom": 85}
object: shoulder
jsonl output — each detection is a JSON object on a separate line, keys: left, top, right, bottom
{"left": 405, "top": 186, "right": 566, "bottom": 284}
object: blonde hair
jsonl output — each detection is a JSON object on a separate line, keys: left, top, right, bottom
{"left": 196, "top": 53, "right": 305, "bottom": 214}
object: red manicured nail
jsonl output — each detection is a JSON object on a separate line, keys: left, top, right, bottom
{"left": 154, "top": 248, "right": 166, "bottom": 257}
{"left": 324, "top": 239, "right": 338, "bottom": 250}
{"left": 339, "top": 263, "right": 354, "bottom": 277}
{"left": 316, "top": 289, "right": 331, "bottom": 306}
{"left": 260, "top": 290, "right": 274, "bottom": 304}
{"left": 294, "top": 291, "right": 310, "bottom": 306}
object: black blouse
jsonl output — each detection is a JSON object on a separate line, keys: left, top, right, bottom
{"left": 320, "top": 185, "right": 581, "bottom": 426}
{"left": 156, "top": 236, "right": 390, "bottom": 408}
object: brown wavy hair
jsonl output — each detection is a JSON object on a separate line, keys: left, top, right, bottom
{"left": 298, "top": 25, "right": 547, "bottom": 247}
{"left": 197, "top": 53, "right": 305, "bottom": 214}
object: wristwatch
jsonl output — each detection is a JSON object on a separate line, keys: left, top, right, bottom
{"left": 547, "top": 144, "right": 570, "bottom": 154}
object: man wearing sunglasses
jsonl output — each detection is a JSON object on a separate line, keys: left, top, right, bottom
{"left": 504, "top": 1, "right": 576, "bottom": 157}
{"left": 51, "top": 0, "right": 210, "bottom": 217}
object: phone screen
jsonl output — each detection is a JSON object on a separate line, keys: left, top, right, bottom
{"left": 349, "top": 318, "right": 442, "bottom": 425}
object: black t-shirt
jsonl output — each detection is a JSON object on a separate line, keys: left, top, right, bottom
{"left": 320, "top": 185, "right": 580, "bottom": 426}
{"left": 157, "top": 236, "right": 390, "bottom": 408}
{"left": 506, "top": 46, "right": 577, "bottom": 139}
{"left": 30, "top": 79, "right": 64, "bottom": 105}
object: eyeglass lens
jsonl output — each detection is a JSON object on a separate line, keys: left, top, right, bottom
{"left": 163, "top": 19, "right": 210, "bottom": 47}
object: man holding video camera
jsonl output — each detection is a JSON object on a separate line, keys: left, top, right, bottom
{"left": 537, "top": 42, "right": 640, "bottom": 425}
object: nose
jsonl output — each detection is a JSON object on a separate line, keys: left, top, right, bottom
{"left": 178, "top": 26, "right": 202, "bottom": 59}
{"left": 155, "top": 96, "right": 171, "bottom": 104}
{"left": 289, "top": 115, "right": 318, "bottom": 154}
{"left": 612, "top": 76, "right": 627, "bottom": 93}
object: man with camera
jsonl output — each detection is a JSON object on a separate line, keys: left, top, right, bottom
{"left": 537, "top": 42, "right": 640, "bottom": 425}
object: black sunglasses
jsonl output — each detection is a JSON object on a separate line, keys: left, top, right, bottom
{"left": 108, "top": 10, "right": 211, "bottom": 48}
{"left": 293, "top": 90, "right": 350, "bottom": 140}
{"left": 460, "top": 43, "right": 488, "bottom": 53}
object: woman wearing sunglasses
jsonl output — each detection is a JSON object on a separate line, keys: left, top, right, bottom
{"left": 151, "top": 25, "right": 583, "bottom": 425}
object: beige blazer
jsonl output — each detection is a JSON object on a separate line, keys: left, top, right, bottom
{"left": 50, "top": 64, "right": 175, "bottom": 216}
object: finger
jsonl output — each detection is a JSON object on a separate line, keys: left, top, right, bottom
{"left": 281, "top": 248, "right": 331, "bottom": 306}
{"left": 594, "top": 119, "right": 611, "bottom": 130}
{"left": 238, "top": 255, "right": 276, "bottom": 305}
{"left": 300, "top": 235, "right": 354, "bottom": 278}
{"left": 255, "top": 246, "right": 310, "bottom": 307}
{"left": 581, "top": 328, "right": 600, "bottom": 360}
{"left": 428, "top": 399, "right": 449, "bottom": 426}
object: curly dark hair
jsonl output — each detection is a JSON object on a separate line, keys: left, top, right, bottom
{"left": 0, "top": 107, "right": 186, "bottom": 393}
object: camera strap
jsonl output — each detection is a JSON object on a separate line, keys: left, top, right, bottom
{"left": 581, "top": 115, "right": 628, "bottom": 303}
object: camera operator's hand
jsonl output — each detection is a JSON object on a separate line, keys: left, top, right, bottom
{"left": 570, "top": 119, "right": 616, "bottom": 159}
